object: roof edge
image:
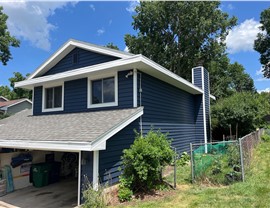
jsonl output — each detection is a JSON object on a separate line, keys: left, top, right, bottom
{"left": 91, "top": 107, "right": 144, "bottom": 150}
{"left": 28, "top": 39, "right": 134, "bottom": 80}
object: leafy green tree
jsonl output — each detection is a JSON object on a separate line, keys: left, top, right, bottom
{"left": 0, "top": 85, "right": 12, "bottom": 100}
{"left": 211, "top": 92, "right": 270, "bottom": 139}
{"left": 0, "top": 72, "right": 31, "bottom": 100}
{"left": 125, "top": 1, "right": 237, "bottom": 81}
{"left": 254, "top": 8, "right": 270, "bottom": 78}
{"left": 105, "top": 43, "right": 119, "bottom": 50}
{"left": 0, "top": 6, "right": 20, "bottom": 65}
{"left": 9, "top": 72, "right": 31, "bottom": 99}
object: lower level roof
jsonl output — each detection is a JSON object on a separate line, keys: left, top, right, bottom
{"left": 0, "top": 107, "right": 143, "bottom": 151}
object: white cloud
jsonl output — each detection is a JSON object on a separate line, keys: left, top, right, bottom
{"left": 1, "top": 1, "right": 76, "bottom": 51}
{"left": 227, "top": 4, "right": 234, "bottom": 10}
{"left": 97, "top": 28, "right": 105, "bottom": 36}
{"left": 124, "top": 46, "right": 129, "bottom": 52}
{"left": 256, "top": 66, "right": 264, "bottom": 76}
{"left": 257, "top": 88, "right": 270, "bottom": 93}
{"left": 89, "top": 4, "right": 95, "bottom": 11}
{"left": 126, "top": 1, "right": 139, "bottom": 13}
{"left": 226, "top": 19, "right": 261, "bottom": 54}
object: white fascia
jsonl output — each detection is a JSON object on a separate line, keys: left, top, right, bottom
{"left": 28, "top": 39, "right": 133, "bottom": 79}
{"left": 15, "top": 55, "right": 204, "bottom": 96}
{"left": 90, "top": 107, "right": 144, "bottom": 150}
{"left": 0, "top": 107, "right": 144, "bottom": 152}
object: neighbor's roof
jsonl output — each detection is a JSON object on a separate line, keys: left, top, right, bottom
{"left": 0, "top": 98, "right": 32, "bottom": 109}
{"left": 0, "top": 107, "right": 143, "bottom": 151}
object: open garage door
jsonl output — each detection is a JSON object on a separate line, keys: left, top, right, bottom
{"left": 0, "top": 148, "right": 81, "bottom": 208}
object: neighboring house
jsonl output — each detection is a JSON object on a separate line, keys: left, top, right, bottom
{"left": 0, "top": 96, "right": 32, "bottom": 115}
{"left": 0, "top": 39, "right": 214, "bottom": 206}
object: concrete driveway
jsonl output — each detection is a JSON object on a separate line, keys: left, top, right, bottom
{"left": 0, "top": 179, "right": 77, "bottom": 208}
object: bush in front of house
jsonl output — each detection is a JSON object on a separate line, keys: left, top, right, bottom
{"left": 82, "top": 178, "right": 107, "bottom": 208}
{"left": 118, "top": 130, "right": 175, "bottom": 202}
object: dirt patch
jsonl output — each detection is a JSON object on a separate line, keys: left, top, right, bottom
{"left": 107, "top": 185, "right": 177, "bottom": 206}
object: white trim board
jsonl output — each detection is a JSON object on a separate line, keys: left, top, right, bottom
{"left": 28, "top": 39, "right": 134, "bottom": 79}
{"left": 15, "top": 55, "right": 205, "bottom": 96}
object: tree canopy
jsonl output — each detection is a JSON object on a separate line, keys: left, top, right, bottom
{"left": 211, "top": 92, "right": 270, "bottom": 138}
{"left": 105, "top": 42, "right": 119, "bottom": 50}
{"left": 125, "top": 1, "right": 237, "bottom": 81}
{"left": 0, "top": 6, "right": 20, "bottom": 65}
{"left": 0, "top": 72, "right": 31, "bottom": 100}
{"left": 254, "top": 8, "right": 270, "bottom": 78}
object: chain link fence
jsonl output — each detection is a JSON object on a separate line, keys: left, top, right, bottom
{"left": 239, "top": 128, "right": 264, "bottom": 181}
{"left": 190, "top": 129, "right": 264, "bottom": 184}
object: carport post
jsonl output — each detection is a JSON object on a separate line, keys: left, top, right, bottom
{"left": 93, "top": 150, "right": 99, "bottom": 190}
{"left": 78, "top": 151, "right": 82, "bottom": 206}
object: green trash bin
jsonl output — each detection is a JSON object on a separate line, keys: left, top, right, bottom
{"left": 32, "top": 163, "right": 50, "bottom": 188}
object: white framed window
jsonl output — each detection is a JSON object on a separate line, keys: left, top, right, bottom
{"left": 42, "top": 83, "right": 64, "bottom": 112}
{"left": 88, "top": 73, "right": 118, "bottom": 108}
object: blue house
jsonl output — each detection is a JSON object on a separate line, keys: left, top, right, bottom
{"left": 0, "top": 39, "right": 213, "bottom": 206}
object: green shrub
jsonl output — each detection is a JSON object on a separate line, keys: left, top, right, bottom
{"left": 177, "top": 152, "right": 190, "bottom": 166}
{"left": 118, "top": 187, "right": 133, "bottom": 202}
{"left": 119, "top": 129, "right": 175, "bottom": 196}
{"left": 82, "top": 178, "right": 107, "bottom": 208}
{"left": 261, "top": 133, "right": 270, "bottom": 142}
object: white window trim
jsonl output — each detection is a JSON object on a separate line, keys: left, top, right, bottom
{"left": 87, "top": 72, "right": 118, "bottom": 109}
{"left": 42, "top": 82, "right": 64, "bottom": 113}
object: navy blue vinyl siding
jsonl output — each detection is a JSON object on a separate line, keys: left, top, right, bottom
{"left": 193, "top": 67, "right": 202, "bottom": 88}
{"left": 43, "top": 48, "right": 119, "bottom": 76}
{"left": 99, "top": 119, "right": 140, "bottom": 185}
{"left": 81, "top": 151, "right": 93, "bottom": 203}
{"left": 33, "top": 86, "right": 42, "bottom": 115}
{"left": 138, "top": 72, "right": 199, "bottom": 154}
{"left": 33, "top": 70, "right": 133, "bottom": 115}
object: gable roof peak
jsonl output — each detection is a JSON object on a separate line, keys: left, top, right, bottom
{"left": 27, "top": 39, "right": 134, "bottom": 80}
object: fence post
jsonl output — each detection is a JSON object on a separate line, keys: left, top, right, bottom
{"left": 239, "top": 138, "right": 245, "bottom": 182}
{"left": 190, "top": 143, "right": 194, "bottom": 183}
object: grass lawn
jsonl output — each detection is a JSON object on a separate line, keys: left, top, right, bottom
{"left": 110, "top": 140, "right": 270, "bottom": 208}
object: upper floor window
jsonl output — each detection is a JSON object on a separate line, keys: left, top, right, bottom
{"left": 42, "top": 85, "right": 64, "bottom": 112}
{"left": 88, "top": 74, "right": 118, "bottom": 108}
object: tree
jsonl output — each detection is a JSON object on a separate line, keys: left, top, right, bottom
{"left": 254, "top": 8, "right": 270, "bottom": 78}
{"left": 211, "top": 92, "right": 270, "bottom": 139}
{"left": 105, "top": 43, "right": 119, "bottom": 50}
{"left": 125, "top": 1, "right": 237, "bottom": 81}
{"left": 0, "top": 6, "right": 20, "bottom": 65}
{"left": 0, "top": 72, "right": 31, "bottom": 100}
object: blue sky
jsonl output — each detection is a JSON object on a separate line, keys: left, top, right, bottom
{"left": 0, "top": 1, "right": 269, "bottom": 93}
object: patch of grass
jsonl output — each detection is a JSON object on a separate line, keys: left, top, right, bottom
{"left": 110, "top": 140, "right": 270, "bottom": 208}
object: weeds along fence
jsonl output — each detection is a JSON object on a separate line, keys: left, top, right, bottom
{"left": 239, "top": 128, "right": 264, "bottom": 181}
{"left": 190, "top": 129, "right": 264, "bottom": 184}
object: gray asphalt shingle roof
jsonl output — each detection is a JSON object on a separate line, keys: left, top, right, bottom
{"left": 0, "top": 107, "right": 143, "bottom": 143}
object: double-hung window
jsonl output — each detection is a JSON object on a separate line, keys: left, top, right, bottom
{"left": 88, "top": 74, "right": 118, "bottom": 108}
{"left": 43, "top": 85, "right": 63, "bottom": 112}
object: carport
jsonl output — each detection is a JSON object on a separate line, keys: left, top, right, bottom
{"left": 0, "top": 107, "right": 143, "bottom": 207}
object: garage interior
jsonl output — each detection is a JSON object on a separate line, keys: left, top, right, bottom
{"left": 0, "top": 148, "right": 79, "bottom": 208}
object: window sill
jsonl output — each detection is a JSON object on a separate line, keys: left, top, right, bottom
{"left": 88, "top": 102, "right": 118, "bottom": 109}
{"left": 42, "top": 107, "right": 64, "bottom": 113}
